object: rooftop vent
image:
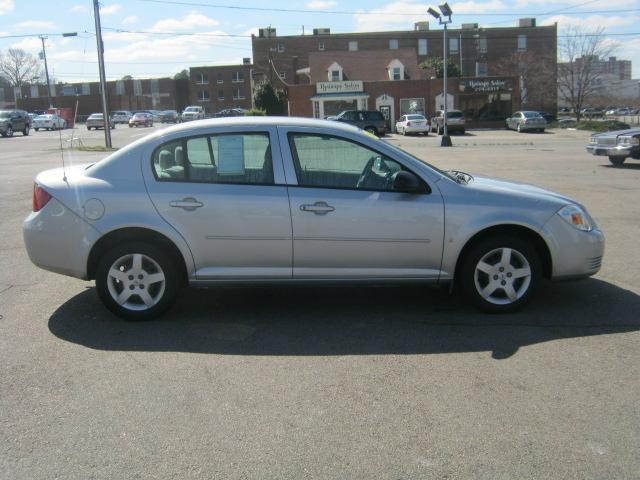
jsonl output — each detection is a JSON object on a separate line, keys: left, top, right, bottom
{"left": 243, "top": 57, "right": 251, "bottom": 65}
{"left": 258, "top": 27, "right": 276, "bottom": 38}
{"left": 313, "top": 28, "right": 331, "bottom": 35}
{"left": 414, "top": 21, "right": 429, "bottom": 31}
{"left": 461, "top": 23, "right": 479, "bottom": 29}
{"left": 519, "top": 18, "right": 536, "bottom": 27}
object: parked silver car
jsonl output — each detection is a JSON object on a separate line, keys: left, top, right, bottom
{"left": 86, "top": 113, "right": 115, "bottom": 130}
{"left": 506, "top": 111, "right": 547, "bottom": 133}
{"left": 24, "top": 118, "right": 604, "bottom": 320}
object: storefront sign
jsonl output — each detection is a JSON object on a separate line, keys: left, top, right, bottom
{"left": 316, "top": 81, "right": 364, "bottom": 94}
{"left": 459, "top": 78, "right": 512, "bottom": 93}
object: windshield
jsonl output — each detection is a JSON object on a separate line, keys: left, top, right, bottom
{"left": 447, "top": 111, "right": 463, "bottom": 118}
{"left": 184, "top": 107, "right": 198, "bottom": 112}
{"left": 35, "top": 115, "right": 50, "bottom": 120}
{"left": 90, "top": 114, "right": 103, "bottom": 119}
{"left": 523, "top": 111, "right": 542, "bottom": 118}
{"left": 0, "top": 112, "right": 10, "bottom": 118}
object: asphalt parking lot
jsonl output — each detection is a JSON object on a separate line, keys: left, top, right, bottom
{"left": 1, "top": 124, "right": 639, "bottom": 479}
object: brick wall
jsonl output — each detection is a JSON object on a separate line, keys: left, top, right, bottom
{"left": 189, "top": 64, "right": 254, "bottom": 113}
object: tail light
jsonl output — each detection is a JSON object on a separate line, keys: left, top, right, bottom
{"left": 32, "top": 182, "right": 52, "bottom": 212}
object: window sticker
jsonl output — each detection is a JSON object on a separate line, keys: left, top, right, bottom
{"left": 217, "top": 135, "right": 245, "bottom": 175}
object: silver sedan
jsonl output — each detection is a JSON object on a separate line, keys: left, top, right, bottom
{"left": 24, "top": 118, "right": 604, "bottom": 320}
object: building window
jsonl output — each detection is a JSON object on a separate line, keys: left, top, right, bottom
{"left": 217, "top": 72, "right": 224, "bottom": 84}
{"left": 418, "top": 39, "right": 427, "bottom": 55}
{"left": 133, "top": 80, "right": 142, "bottom": 96}
{"left": 82, "top": 83, "right": 90, "bottom": 95}
{"left": 330, "top": 70, "right": 341, "bottom": 82}
{"left": 116, "top": 80, "right": 125, "bottom": 95}
{"left": 30, "top": 85, "right": 39, "bottom": 98}
{"left": 479, "top": 37, "right": 487, "bottom": 54}
{"left": 279, "top": 71, "right": 286, "bottom": 80}
{"left": 449, "top": 38, "right": 459, "bottom": 54}
{"left": 233, "top": 88, "right": 245, "bottom": 100}
{"left": 277, "top": 43, "right": 285, "bottom": 53}
{"left": 198, "top": 90, "right": 210, "bottom": 102}
{"left": 348, "top": 41, "right": 358, "bottom": 51}
{"left": 392, "top": 67, "right": 402, "bottom": 80}
{"left": 475, "top": 62, "right": 488, "bottom": 76}
{"left": 196, "top": 73, "right": 208, "bottom": 84}
{"left": 389, "top": 39, "right": 398, "bottom": 50}
{"left": 400, "top": 98, "right": 425, "bottom": 116}
{"left": 318, "top": 42, "right": 325, "bottom": 51}
{"left": 232, "top": 71, "right": 244, "bottom": 83}
{"left": 518, "top": 35, "right": 527, "bottom": 51}
{"left": 150, "top": 79, "right": 159, "bottom": 94}
{"left": 218, "top": 89, "right": 224, "bottom": 100}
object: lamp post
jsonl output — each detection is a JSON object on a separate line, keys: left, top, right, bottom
{"left": 39, "top": 32, "right": 77, "bottom": 109}
{"left": 428, "top": 3, "right": 453, "bottom": 147}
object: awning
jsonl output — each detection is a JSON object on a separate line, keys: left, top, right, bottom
{"left": 310, "top": 92, "right": 370, "bottom": 100}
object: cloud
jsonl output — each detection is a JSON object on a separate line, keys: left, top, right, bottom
{"left": 9, "top": 37, "right": 42, "bottom": 51}
{"left": 70, "top": 4, "right": 88, "bottom": 13}
{"left": 122, "top": 15, "right": 138, "bottom": 25}
{"left": 306, "top": 0, "right": 337, "bottom": 9}
{"left": 353, "top": 0, "right": 507, "bottom": 32}
{"left": 151, "top": 13, "right": 220, "bottom": 32}
{"left": 515, "top": 0, "right": 636, "bottom": 8}
{"left": 541, "top": 14, "right": 639, "bottom": 30}
{"left": 13, "top": 20, "right": 56, "bottom": 30}
{"left": 0, "top": 0, "right": 14, "bottom": 16}
{"left": 100, "top": 3, "right": 121, "bottom": 15}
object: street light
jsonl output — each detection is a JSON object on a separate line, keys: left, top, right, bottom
{"left": 429, "top": 3, "right": 453, "bottom": 147}
{"left": 39, "top": 32, "right": 77, "bottom": 108}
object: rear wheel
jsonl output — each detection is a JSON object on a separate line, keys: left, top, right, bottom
{"left": 23, "top": 125, "right": 30, "bottom": 136}
{"left": 459, "top": 236, "right": 540, "bottom": 313}
{"left": 95, "top": 242, "right": 182, "bottom": 321}
{"left": 4, "top": 125, "right": 13, "bottom": 137}
{"left": 364, "top": 126, "right": 378, "bottom": 136}
{"left": 608, "top": 156, "right": 626, "bottom": 166}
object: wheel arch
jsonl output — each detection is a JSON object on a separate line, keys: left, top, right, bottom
{"left": 453, "top": 224, "right": 552, "bottom": 282}
{"left": 87, "top": 227, "right": 189, "bottom": 282}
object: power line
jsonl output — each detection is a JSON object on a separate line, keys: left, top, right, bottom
{"left": 133, "top": 0, "right": 640, "bottom": 17}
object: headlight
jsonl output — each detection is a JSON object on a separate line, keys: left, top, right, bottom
{"left": 617, "top": 136, "right": 639, "bottom": 146}
{"left": 557, "top": 205, "right": 593, "bottom": 232}
{"left": 589, "top": 136, "right": 598, "bottom": 145}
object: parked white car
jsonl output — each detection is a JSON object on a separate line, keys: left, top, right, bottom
{"left": 181, "top": 106, "right": 205, "bottom": 122}
{"left": 111, "top": 111, "right": 132, "bottom": 124}
{"left": 396, "top": 114, "right": 429, "bottom": 136}
{"left": 33, "top": 114, "right": 66, "bottom": 131}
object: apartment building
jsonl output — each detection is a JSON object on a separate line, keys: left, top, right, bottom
{"left": 189, "top": 61, "right": 254, "bottom": 113}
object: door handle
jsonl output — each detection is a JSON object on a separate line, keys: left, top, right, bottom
{"left": 169, "top": 197, "right": 203, "bottom": 211}
{"left": 300, "top": 201, "right": 335, "bottom": 215}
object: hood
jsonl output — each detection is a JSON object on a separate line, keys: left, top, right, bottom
{"left": 467, "top": 175, "right": 577, "bottom": 209}
{"left": 592, "top": 128, "right": 640, "bottom": 138}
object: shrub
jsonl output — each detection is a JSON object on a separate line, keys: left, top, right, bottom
{"left": 245, "top": 108, "right": 267, "bottom": 116}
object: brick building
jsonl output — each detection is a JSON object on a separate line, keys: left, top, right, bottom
{"left": 252, "top": 19, "right": 556, "bottom": 113}
{"left": 11, "top": 77, "right": 189, "bottom": 116}
{"left": 188, "top": 61, "right": 254, "bottom": 114}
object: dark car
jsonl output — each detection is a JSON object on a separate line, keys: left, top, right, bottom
{"left": 538, "top": 111, "right": 557, "bottom": 123}
{"left": 159, "top": 110, "right": 180, "bottom": 123}
{"left": 213, "top": 108, "right": 247, "bottom": 118}
{"left": 330, "top": 110, "right": 387, "bottom": 136}
{"left": 0, "top": 109, "right": 31, "bottom": 137}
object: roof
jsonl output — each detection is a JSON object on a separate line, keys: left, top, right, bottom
{"left": 308, "top": 48, "right": 427, "bottom": 83}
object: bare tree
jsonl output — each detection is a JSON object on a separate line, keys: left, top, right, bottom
{"left": 0, "top": 48, "right": 42, "bottom": 87}
{"left": 494, "top": 50, "right": 556, "bottom": 111}
{"left": 557, "top": 26, "right": 616, "bottom": 121}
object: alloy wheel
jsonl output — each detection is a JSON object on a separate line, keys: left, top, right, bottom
{"left": 106, "top": 253, "right": 166, "bottom": 311}
{"left": 473, "top": 247, "right": 532, "bottom": 305}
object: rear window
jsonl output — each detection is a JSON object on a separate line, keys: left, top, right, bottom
{"left": 523, "top": 111, "right": 542, "bottom": 118}
{"left": 406, "top": 115, "right": 425, "bottom": 120}
{"left": 361, "top": 111, "right": 384, "bottom": 121}
{"left": 447, "top": 111, "right": 463, "bottom": 118}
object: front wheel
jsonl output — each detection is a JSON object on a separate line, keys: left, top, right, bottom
{"left": 459, "top": 236, "right": 540, "bottom": 313}
{"left": 23, "top": 125, "right": 30, "bottom": 136}
{"left": 95, "top": 242, "right": 182, "bottom": 321}
{"left": 517, "top": 124, "right": 522, "bottom": 133}
{"left": 34, "top": 128, "right": 39, "bottom": 132}
{"left": 608, "top": 156, "right": 626, "bottom": 166}
{"left": 364, "top": 126, "right": 377, "bottom": 136}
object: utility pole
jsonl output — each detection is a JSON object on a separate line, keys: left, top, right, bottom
{"left": 39, "top": 36, "right": 52, "bottom": 108}
{"left": 93, "top": 0, "right": 112, "bottom": 148}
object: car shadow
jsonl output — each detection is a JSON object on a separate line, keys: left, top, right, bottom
{"left": 48, "top": 278, "right": 639, "bottom": 360}
{"left": 600, "top": 163, "right": 640, "bottom": 170}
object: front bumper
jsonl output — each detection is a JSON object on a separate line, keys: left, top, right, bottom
{"left": 541, "top": 214, "right": 605, "bottom": 280}
{"left": 586, "top": 145, "right": 635, "bottom": 157}
{"left": 23, "top": 198, "right": 101, "bottom": 280}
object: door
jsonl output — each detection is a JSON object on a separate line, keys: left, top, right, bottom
{"left": 379, "top": 105, "right": 391, "bottom": 133}
{"left": 282, "top": 130, "right": 445, "bottom": 279}
{"left": 143, "top": 128, "right": 293, "bottom": 279}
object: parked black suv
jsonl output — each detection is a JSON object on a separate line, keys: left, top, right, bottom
{"left": 0, "top": 109, "right": 31, "bottom": 137}
{"left": 330, "top": 110, "right": 387, "bottom": 136}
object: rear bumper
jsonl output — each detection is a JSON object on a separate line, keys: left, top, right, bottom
{"left": 23, "top": 198, "right": 101, "bottom": 280}
{"left": 586, "top": 145, "right": 634, "bottom": 157}
{"left": 404, "top": 125, "right": 430, "bottom": 133}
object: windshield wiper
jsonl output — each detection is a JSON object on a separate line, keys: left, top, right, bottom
{"left": 446, "top": 170, "right": 474, "bottom": 185}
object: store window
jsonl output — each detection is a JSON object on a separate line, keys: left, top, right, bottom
{"left": 232, "top": 71, "right": 244, "bottom": 83}
{"left": 400, "top": 98, "right": 425, "bottom": 116}
{"left": 459, "top": 93, "right": 511, "bottom": 122}
{"left": 196, "top": 73, "right": 208, "bottom": 84}
{"left": 318, "top": 42, "right": 325, "bottom": 51}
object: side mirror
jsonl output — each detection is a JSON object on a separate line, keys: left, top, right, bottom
{"left": 392, "top": 171, "right": 426, "bottom": 194}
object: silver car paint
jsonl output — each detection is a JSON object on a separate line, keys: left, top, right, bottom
{"left": 24, "top": 117, "right": 604, "bottom": 285}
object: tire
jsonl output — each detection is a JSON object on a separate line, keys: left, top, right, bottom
{"left": 87, "top": 126, "right": 91, "bottom": 130}
{"left": 364, "top": 126, "right": 377, "bottom": 136}
{"left": 459, "top": 235, "right": 541, "bottom": 313}
{"left": 608, "top": 156, "right": 626, "bottom": 166}
{"left": 5, "top": 125, "right": 13, "bottom": 137}
{"left": 34, "top": 128, "right": 39, "bottom": 132}
{"left": 517, "top": 124, "right": 522, "bottom": 133}
{"left": 23, "top": 125, "right": 30, "bottom": 136}
{"left": 95, "top": 242, "right": 182, "bottom": 321}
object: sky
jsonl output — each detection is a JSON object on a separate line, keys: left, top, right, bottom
{"left": 0, "top": 0, "right": 639, "bottom": 83}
